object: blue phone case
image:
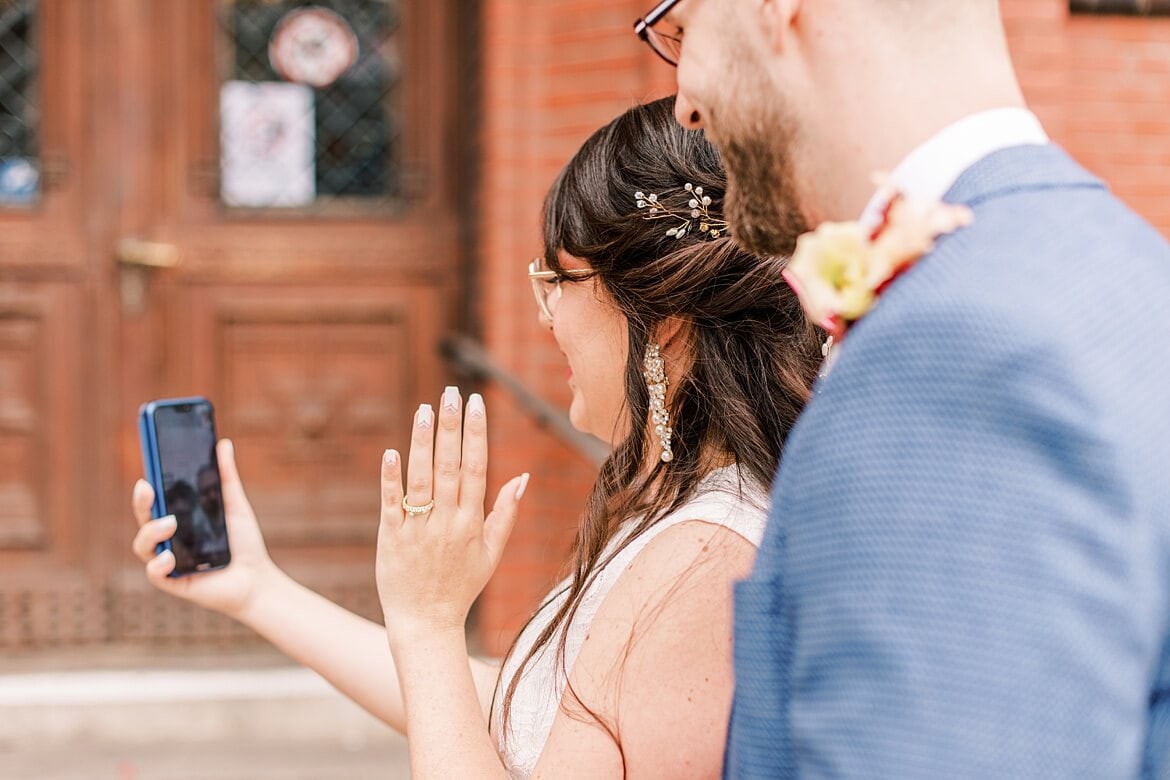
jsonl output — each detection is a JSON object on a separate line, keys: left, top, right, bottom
{"left": 138, "top": 396, "right": 229, "bottom": 577}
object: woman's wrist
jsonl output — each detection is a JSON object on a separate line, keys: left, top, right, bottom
{"left": 385, "top": 612, "right": 466, "bottom": 655}
{"left": 230, "top": 557, "right": 286, "bottom": 625}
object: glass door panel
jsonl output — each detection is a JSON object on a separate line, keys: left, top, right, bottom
{"left": 217, "top": 0, "right": 405, "bottom": 215}
{"left": 0, "top": 0, "right": 39, "bottom": 207}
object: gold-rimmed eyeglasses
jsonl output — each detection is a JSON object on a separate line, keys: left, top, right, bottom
{"left": 528, "top": 257, "right": 593, "bottom": 322}
{"left": 634, "top": 0, "right": 684, "bottom": 66}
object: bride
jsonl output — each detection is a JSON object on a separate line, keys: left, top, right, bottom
{"left": 131, "top": 97, "right": 821, "bottom": 778}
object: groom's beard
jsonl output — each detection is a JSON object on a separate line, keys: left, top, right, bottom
{"left": 715, "top": 100, "right": 809, "bottom": 258}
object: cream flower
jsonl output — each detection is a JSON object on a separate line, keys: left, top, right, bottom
{"left": 783, "top": 221, "right": 876, "bottom": 333}
{"left": 782, "top": 189, "right": 974, "bottom": 343}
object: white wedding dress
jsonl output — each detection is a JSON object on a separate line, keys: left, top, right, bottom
{"left": 492, "top": 465, "right": 770, "bottom": 779}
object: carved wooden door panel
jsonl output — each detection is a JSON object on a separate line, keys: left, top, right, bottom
{"left": 110, "top": 0, "right": 463, "bottom": 644}
{"left": 0, "top": 0, "right": 464, "bottom": 648}
{"left": 0, "top": 1, "right": 108, "bottom": 647}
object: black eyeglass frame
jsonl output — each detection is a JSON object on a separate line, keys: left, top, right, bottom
{"left": 633, "top": 0, "right": 685, "bottom": 66}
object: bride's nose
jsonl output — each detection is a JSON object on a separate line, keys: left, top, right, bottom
{"left": 545, "top": 284, "right": 563, "bottom": 323}
{"left": 537, "top": 284, "right": 563, "bottom": 330}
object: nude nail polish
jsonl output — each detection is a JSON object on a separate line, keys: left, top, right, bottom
{"left": 467, "top": 393, "right": 485, "bottom": 418}
{"left": 442, "top": 386, "right": 461, "bottom": 413}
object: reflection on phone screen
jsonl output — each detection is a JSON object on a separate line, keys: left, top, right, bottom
{"left": 155, "top": 402, "right": 229, "bottom": 573}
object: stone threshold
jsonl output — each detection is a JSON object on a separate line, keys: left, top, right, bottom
{"left": 0, "top": 666, "right": 401, "bottom": 748}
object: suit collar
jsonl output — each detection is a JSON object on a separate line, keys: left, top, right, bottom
{"left": 944, "top": 143, "right": 1106, "bottom": 208}
{"left": 859, "top": 109, "right": 1048, "bottom": 227}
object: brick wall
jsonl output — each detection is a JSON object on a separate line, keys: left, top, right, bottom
{"left": 1004, "top": 0, "right": 1170, "bottom": 232}
{"left": 473, "top": 0, "right": 1170, "bottom": 655}
{"left": 473, "top": 0, "right": 670, "bottom": 656}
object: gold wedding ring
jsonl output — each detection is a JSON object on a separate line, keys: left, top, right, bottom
{"left": 401, "top": 496, "right": 435, "bottom": 516}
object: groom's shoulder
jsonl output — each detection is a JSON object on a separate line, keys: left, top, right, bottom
{"left": 884, "top": 144, "right": 1170, "bottom": 345}
{"left": 940, "top": 144, "right": 1170, "bottom": 287}
{"left": 818, "top": 143, "right": 1170, "bottom": 464}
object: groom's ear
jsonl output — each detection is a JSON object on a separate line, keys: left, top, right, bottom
{"left": 756, "top": 0, "right": 801, "bottom": 56}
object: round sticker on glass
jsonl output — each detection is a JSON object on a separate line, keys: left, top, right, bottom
{"left": 269, "top": 7, "right": 359, "bottom": 89}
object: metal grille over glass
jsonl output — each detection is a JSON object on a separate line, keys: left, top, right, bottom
{"left": 0, "top": 0, "right": 39, "bottom": 207}
{"left": 218, "top": 0, "right": 402, "bottom": 212}
{"left": 1070, "top": 0, "right": 1170, "bottom": 12}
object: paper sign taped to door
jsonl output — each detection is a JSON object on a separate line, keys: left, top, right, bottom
{"left": 220, "top": 80, "right": 316, "bottom": 208}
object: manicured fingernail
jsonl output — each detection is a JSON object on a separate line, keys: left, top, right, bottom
{"left": 442, "top": 386, "right": 461, "bottom": 413}
{"left": 416, "top": 404, "right": 433, "bottom": 429}
{"left": 468, "top": 393, "right": 485, "bottom": 419}
{"left": 516, "top": 473, "right": 531, "bottom": 501}
{"left": 155, "top": 514, "right": 176, "bottom": 528}
{"left": 384, "top": 449, "right": 398, "bottom": 466}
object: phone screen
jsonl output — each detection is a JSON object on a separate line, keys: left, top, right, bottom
{"left": 153, "top": 401, "right": 230, "bottom": 574}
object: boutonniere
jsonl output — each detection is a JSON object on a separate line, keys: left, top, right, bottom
{"left": 782, "top": 187, "right": 974, "bottom": 366}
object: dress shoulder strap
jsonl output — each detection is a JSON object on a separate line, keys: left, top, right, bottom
{"left": 609, "top": 466, "right": 771, "bottom": 571}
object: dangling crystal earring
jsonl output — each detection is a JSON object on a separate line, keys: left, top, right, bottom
{"left": 644, "top": 343, "right": 673, "bottom": 463}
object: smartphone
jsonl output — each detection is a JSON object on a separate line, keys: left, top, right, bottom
{"left": 138, "top": 396, "right": 231, "bottom": 576}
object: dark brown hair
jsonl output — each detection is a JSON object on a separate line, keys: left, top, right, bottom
{"left": 495, "top": 97, "right": 822, "bottom": 747}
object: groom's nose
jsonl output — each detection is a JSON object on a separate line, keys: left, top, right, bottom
{"left": 674, "top": 92, "right": 703, "bottom": 131}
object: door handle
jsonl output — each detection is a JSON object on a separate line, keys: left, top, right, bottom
{"left": 117, "top": 239, "right": 180, "bottom": 314}
{"left": 116, "top": 238, "right": 180, "bottom": 269}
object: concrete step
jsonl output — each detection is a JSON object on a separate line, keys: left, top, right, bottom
{"left": 0, "top": 667, "right": 410, "bottom": 779}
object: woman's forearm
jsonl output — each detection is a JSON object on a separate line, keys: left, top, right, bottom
{"left": 391, "top": 624, "right": 508, "bottom": 779}
{"left": 238, "top": 567, "right": 497, "bottom": 733}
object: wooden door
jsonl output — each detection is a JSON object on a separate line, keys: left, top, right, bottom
{"left": 0, "top": 0, "right": 104, "bottom": 647}
{"left": 0, "top": 0, "right": 467, "bottom": 648}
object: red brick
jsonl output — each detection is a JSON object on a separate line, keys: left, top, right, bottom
{"left": 473, "top": 0, "right": 1170, "bottom": 652}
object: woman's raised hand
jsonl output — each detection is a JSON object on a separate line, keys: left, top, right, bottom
{"left": 375, "top": 388, "right": 528, "bottom": 640}
{"left": 130, "top": 439, "right": 277, "bottom": 620}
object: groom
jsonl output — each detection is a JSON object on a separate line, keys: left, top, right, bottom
{"left": 636, "top": 0, "right": 1170, "bottom": 776}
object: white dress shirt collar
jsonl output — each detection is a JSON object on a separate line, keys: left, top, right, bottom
{"left": 859, "top": 108, "right": 1049, "bottom": 228}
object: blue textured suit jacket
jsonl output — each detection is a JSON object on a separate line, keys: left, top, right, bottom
{"left": 726, "top": 145, "right": 1170, "bottom": 778}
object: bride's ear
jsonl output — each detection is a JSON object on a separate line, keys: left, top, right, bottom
{"left": 654, "top": 316, "right": 689, "bottom": 356}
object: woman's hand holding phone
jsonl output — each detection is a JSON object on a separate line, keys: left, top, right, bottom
{"left": 131, "top": 438, "right": 277, "bottom": 621}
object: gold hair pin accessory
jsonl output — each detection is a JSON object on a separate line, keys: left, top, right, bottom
{"left": 635, "top": 183, "right": 728, "bottom": 240}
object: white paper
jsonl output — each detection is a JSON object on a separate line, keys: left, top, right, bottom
{"left": 220, "top": 80, "right": 316, "bottom": 207}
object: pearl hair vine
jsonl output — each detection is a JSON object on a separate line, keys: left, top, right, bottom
{"left": 635, "top": 182, "right": 729, "bottom": 240}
